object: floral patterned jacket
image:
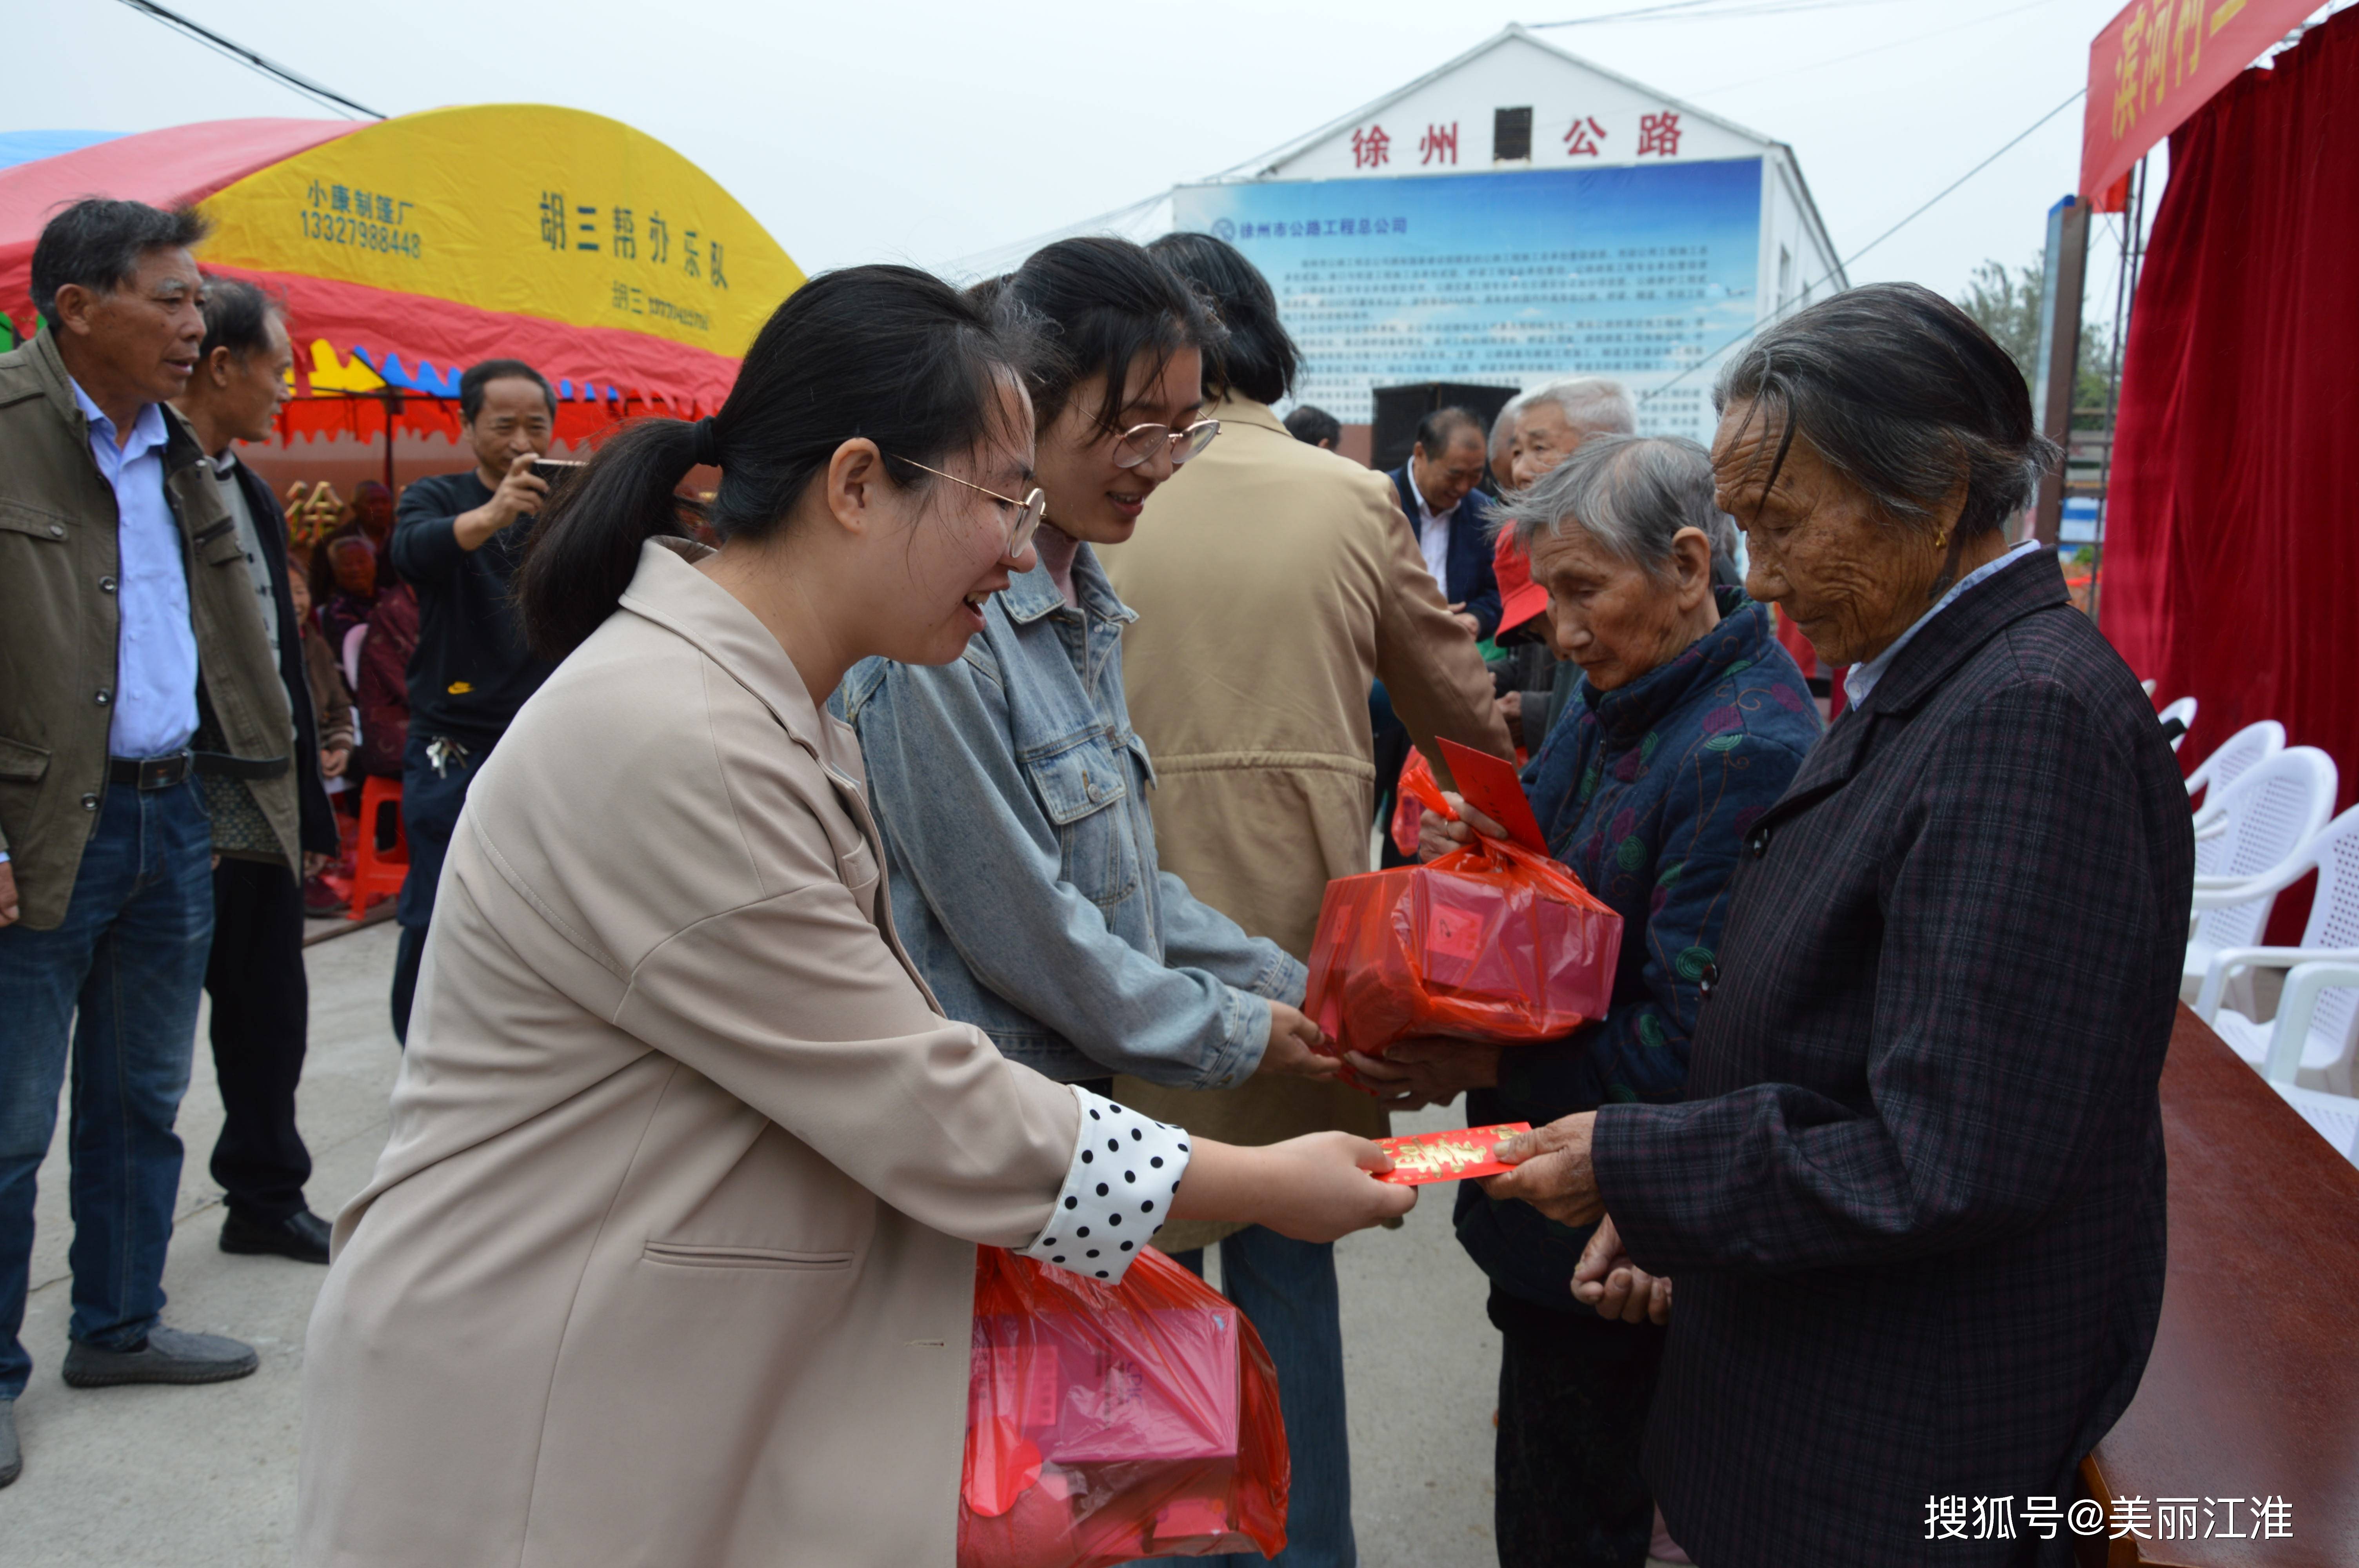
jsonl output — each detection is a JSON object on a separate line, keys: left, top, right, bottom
{"left": 1457, "top": 590, "right": 1821, "bottom": 1309}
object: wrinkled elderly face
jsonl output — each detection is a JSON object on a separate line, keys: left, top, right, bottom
{"left": 1710, "top": 398, "right": 1952, "bottom": 668}
{"left": 1509, "top": 401, "right": 1583, "bottom": 491}
{"left": 1530, "top": 519, "right": 1711, "bottom": 692}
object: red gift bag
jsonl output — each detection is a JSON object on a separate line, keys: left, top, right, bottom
{"left": 958, "top": 1246, "right": 1289, "bottom": 1568}
{"left": 1389, "top": 748, "right": 1448, "bottom": 858}
{"left": 1304, "top": 837, "right": 1622, "bottom": 1066}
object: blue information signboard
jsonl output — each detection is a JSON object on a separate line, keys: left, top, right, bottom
{"left": 1171, "top": 159, "right": 1763, "bottom": 444}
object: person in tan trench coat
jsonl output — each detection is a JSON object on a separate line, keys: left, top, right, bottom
{"left": 296, "top": 267, "right": 1412, "bottom": 1568}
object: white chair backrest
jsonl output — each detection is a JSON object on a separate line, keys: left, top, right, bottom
{"left": 2185, "top": 720, "right": 2284, "bottom": 809}
{"left": 2275, "top": 1082, "right": 2359, "bottom": 1169}
{"left": 2294, "top": 805, "right": 2359, "bottom": 1062}
{"left": 2189, "top": 747, "right": 2338, "bottom": 945}
{"left": 2156, "top": 695, "right": 2197, "bottom": 751}
{"left": 342, "top": 623, "right": 368, "bottom": 690}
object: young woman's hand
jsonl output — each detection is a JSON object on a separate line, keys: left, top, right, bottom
{"left": 1258, "top": 1000, "right": 1340, "bottom": 1081}
{"left": 1170, "top": 1132, "right": 1415, "bottom": 1242}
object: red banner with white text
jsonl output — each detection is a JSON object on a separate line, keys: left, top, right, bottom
{"left": 2080, "top": 0, "right": 2322, "bottom": 209}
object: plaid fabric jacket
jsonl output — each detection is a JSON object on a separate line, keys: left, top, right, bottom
{"left": 1592, "top": 553, "right": 2193, "bottom": 1567}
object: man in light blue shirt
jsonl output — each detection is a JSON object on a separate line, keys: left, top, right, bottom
{"left": 0, "top": 199, "right": 283, "bottom": 1490}
{"left": 71, "top": 383, "right": 200, "bottom": 759}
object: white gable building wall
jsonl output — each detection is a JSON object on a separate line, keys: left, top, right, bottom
{"left": 1166, "top": 26, "right": 1845, "bottom": 451}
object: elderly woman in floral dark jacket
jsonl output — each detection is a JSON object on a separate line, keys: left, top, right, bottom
{"left": 1353, "top": 433, "right": 1821, "bottom": 1568}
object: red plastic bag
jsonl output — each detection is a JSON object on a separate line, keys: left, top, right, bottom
{"left": 1389, "top": 748, "right": 1449, "bottom": 858}
{"left": 1304, "top": 837, "right": 1623, "bottom": 1067}
{"left": 959, "top": 1246, "right": 1289, "bottom": 1568}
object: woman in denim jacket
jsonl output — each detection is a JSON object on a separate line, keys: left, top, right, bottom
{"left": 836, "top": 238, "right": 1333, "bottom": 1098}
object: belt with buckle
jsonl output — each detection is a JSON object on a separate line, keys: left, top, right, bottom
{"left": 108, "top": 752, "right": 193, "bottom": 790}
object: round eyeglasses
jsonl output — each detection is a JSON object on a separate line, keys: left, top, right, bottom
{"left": 891, "top": 456, "right": 1047, "bottom": 557}
{"left": 1112, "top": 419, "right": 1221, "bottom": 470}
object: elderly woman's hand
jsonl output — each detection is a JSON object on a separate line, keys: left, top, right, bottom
{"left": 1479, "top": 1111, "right": 1603, "bottom": 1225}
{"left": 1572, "top": 1215, "right": 1671, "bottom": 1324}
{"left": 1343, "top": 1037, "right": 1503, "bottom": 1107}
{"left": 1417, "top": 791, "right": 1509, "bottom": 862}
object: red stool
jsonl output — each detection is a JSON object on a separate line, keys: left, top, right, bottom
{"left": 350, "top": 774, "right": 409, "bottom": 920}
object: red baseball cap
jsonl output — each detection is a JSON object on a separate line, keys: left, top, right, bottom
{"left": 1493, "top": 525, "right": 1548, "bottom": 636}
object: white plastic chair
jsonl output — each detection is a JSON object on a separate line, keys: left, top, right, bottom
{"left": 2194, "top": 802, "right": 2359, "bottom": 1093}
{"left": 342, "top": 622, "right": 368, "bottom": 691}
{"left": 2155, "top": 695, "right": 2197, "bottom": 752}
{"left": 2271, "top": 1081, "right": 2359, "bottom": 1169}
{"left": 2183, "top": 719, "right": 2283, "bottom": 825}
{"left": 2181, "top": 747, "right": 2338, "bottom": 998}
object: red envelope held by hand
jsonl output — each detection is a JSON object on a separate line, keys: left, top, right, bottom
{"left": 1438, "top": 739, "right": 1547, "bottom": 853}
{"left": 1376, "top": 1123, "right": 1532, "bottom": 1185}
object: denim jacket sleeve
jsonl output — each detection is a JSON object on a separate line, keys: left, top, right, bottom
{"left": 849, "top": 650, "right": 1272, "bottom": 1091}
{"left": 1155, "top": 868, "right": 1308, "bottom": 1008}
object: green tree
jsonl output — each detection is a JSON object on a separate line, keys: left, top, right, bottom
{"left": 1958, "top": 255, "right": 2118, "bottom": 423}
{"left": 1961, "top": 258, "right": 2044, "bottom": 383}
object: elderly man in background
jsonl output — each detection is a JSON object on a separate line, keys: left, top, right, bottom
{"left": 1369, "top": 403, "right": 1503, "bottom": 863}
{"left": 0, "top": 200, "right": 299, "bottom": 1486}
{"left": 1390, "top": 405, "right": 1501, "bottom": 640}
{"left": 1493, "top": 379, "right": 1639, "bottom": 749}
{"left": 1283, "top": 404, "right": 1341, "bottom": 450}
{"left": 1487, "top": 391, "right": 1526, "bottom": 492}
{"left": 173, "top": 275, "right": 345, "bottom": 1265}
{"left": 1106, "top": 231, "right": 1510, "bottom": 1568}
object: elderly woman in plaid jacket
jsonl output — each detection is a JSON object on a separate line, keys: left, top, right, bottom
{"left": 1479, "top": 284, "right": 2194, "bottom": 1568}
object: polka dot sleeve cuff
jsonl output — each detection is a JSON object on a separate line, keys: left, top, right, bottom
{"left": 1020, "top": 1087, "right": 1192, "bottom": 1286}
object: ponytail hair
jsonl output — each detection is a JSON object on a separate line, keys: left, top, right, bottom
{"left": 516, "top": 265, "right": 1032, "bottom": 661}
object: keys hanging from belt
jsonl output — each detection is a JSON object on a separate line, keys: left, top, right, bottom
{"left": 425, "top": 736, "right": 471, "bottom": 779}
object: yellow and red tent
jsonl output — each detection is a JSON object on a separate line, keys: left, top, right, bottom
{"left": 0, "top": 104, "right": 802, "bottom": 441}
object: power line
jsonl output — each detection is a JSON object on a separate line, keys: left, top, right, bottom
{"left": 1530, "top": 0, "right": 1930, "bottom": 27}
{"left": 1638, "top": 84, "right": 2089, "bottom": 404}
{"left": 113, "top": 0, "right": 382, "bottom": 120}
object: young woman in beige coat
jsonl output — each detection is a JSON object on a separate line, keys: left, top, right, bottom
{"left": 294, "top": 267, "right": 1414, "bottom": 1568}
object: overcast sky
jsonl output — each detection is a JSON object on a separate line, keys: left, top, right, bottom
{"left": 18, "top": 0, "right": 2194, "bottom": 310}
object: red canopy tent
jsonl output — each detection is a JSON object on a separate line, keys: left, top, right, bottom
{"left": 0, "top": 107, "right": 804, "bottom": 474}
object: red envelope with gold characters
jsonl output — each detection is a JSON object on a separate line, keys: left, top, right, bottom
{"left": 1376, "top": 1123, "right": 1532, "bottom": 1185}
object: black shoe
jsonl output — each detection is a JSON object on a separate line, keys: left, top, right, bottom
{"left": 302, "top": 875, "right": 346, "bottom": 917}
{"left": 220, "top": 1208, "right": 333, "bottom": 1264}
{"left": 0, "top": 1397, "right": 18, "bottom": 1488}
{"left": 61, "top": 1326, "right": 258, "bottom": 1388}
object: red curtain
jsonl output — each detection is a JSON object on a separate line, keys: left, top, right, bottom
{"left": 2103, "top": 7, "right": 2359, "bottom": 847}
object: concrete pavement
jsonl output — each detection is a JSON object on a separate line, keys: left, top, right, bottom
{"left": 0, "top": 920, "right": 1639, "bottom": 1567}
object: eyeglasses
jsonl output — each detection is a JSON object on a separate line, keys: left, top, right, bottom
{"left": 892, "top": 456, "right": 1047, "bottom": 557}
{"left": 1112, "top": 419, "right": 1221, "bottom": 470}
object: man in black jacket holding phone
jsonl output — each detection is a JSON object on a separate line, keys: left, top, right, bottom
{"left": 385, "top": 359, "right": 558, "bottom": 1042}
